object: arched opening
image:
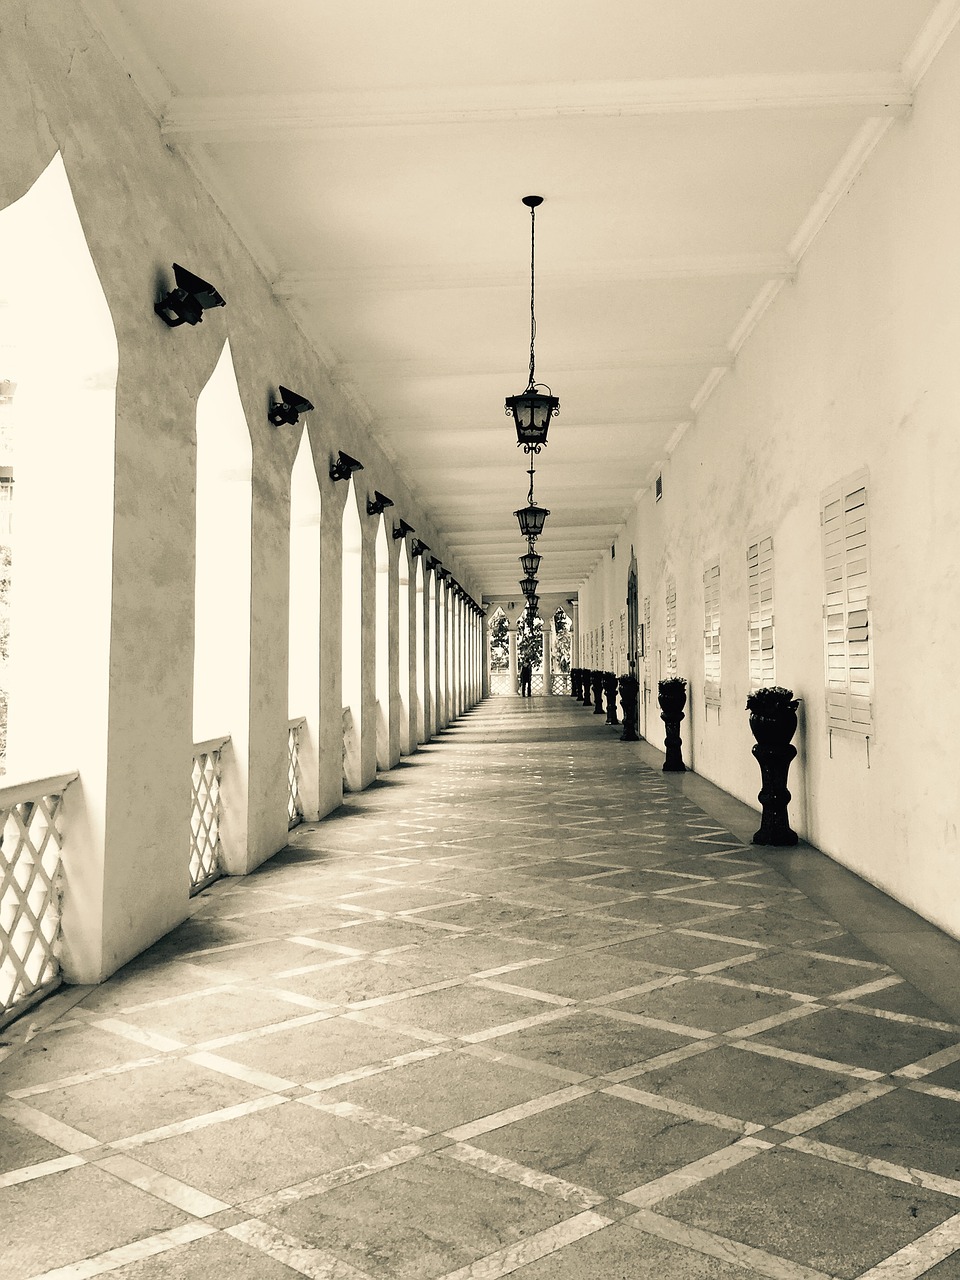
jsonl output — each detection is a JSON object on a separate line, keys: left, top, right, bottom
{"left": 488, "top": 607, "right": 509, "bottom": 695}
{"left": 341, "top": 479, "right": 363, "bottom": 790}
{"left": 427, "top": 570, "right": 438, "bottom": 736}
{"left": 288, "top": 431, "right": 321, "bottom": 826}
{"left": 518, "top": 611, "right": 544, "bottom": 695}
{"left": 375, "top": 515, "right": 390, "bottom": 769}
{"left": 193, "top": 341, "right": 252, "bottom": 889}
{"left": 0, "top": 154, "right": 118, "bottom": 1013}
{"left": 414, "top": 557, "right": 426, "bottom": 742}
{"left": 398, "top": 546, "right": 411, "bottom": 753}
{"left": 552, "top": 607, "right": 573, "bottom": 695}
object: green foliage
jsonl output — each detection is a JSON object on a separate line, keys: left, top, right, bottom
{"left": 490, "top": 611, "right": 509, "bottom": 670}
{"left": 517, "top": 612, "right": 543, "bottom": 669}
{"left": 552, "top": 607, "right": 572, "bottom": 673}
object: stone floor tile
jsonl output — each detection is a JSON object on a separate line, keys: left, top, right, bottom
{"left": 596, "top": 931, "right": 757, "bottom": 971}
{"left": 320, "top": 1048, "right": 563, "bottom": 1132}
{"left": 209, "top": 1014, "right": 426, "bottom": 1083}
{"left": 104, "top": 1228, "right": 309, "bottom": 1279}
{"left": 751, "top": 1006, "right": 960, "bottom": 1075}
{"left": 611, "top": 975, "right": 803, "bottom": 1033}
{"left": 511, "top": 1219, "right": 768, "bottom": 1278}
{"left": 638, "top": 1042, "right": 861, "bottom": 1127}
{"left": 473, "top": 1089, "right": 737, "bottom": 1199}
{"left": 0, "top": 1111, "right": 71, "bottom": 1173}
{"left": 365, "top": 983, "right": 559, "bottom": 1037}
{"left": 0, "top": 1163, "right": 189, "bottom": 1280}
{"left": 656, "top": 1146, "right": 958, "bottom": 1278}
{"left": 806, "top": 1085, "right": 960, "bottom": 1179}
{"left": 136, "top": 1096, "right": 404, "bottom": 1202}
{"left": 491, "top": 1008, "right": 697, "bottom": 1077}
{"left": 24, "top": 1054, "right": 270, "bottom": 1142}
{"left": 261, "top": 1151, "right": 577, "bottom": 1280}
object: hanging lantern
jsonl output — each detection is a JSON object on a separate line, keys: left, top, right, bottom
{"left": 520, "top": 547, "right": 541, "bottom": 577}
{"left": 515, "top": 503, "right": 549, "bottom": 539}
{"left": 520, "top": 576, "right": 539, "bottom": 597}
{"left": 504, "top": 196, "right": 559, "bottom": 452}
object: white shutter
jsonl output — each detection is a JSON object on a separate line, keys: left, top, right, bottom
{"left": 821, "top": 474, "right": 873, "bottom": 735}
{"left": 747, "top": 536, "right": 775, "bottom": 689}
{"left": 643, "top": 595, "right": 651, "bottom": 691}
{"left": 665, "top": 577, "right": 678, "bottom": 676}
{"left": 703, "top": 562, "right": 721, "bottom": 704}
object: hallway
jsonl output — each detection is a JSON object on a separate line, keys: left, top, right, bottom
{"left": 2, "top": 697, "right": 960, "bottom": 1280}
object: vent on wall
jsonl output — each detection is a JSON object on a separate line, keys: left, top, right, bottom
{"left": 611, "top": 544, "right": 615, "bottom": 559}
{"left": 655, "top": 474, "right": 663, "bottom": 502}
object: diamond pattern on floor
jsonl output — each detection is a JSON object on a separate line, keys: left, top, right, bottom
{"left": 2, "top": 696, "right": 959, "bottom": 1279}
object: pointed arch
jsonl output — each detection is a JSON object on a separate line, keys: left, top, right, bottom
{"left": 288, "top": 430, "right": 321, "bottom": 823}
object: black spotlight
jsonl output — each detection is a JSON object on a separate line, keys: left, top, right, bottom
{"left": 269, "top": 386, "right": 314, "bottom": 426}
{"left": 393, "top": 518, "right": 415, "bottom": 540}
{"left": 411, "top": 539, "right": 430, "bottom": 557}
{"left": 366, "top": 491, "right": 394, "bottom": 516}
{"left": 154, "top": 263, "right": 226, "bottom": 327}
{"left": 329, "top": 451, "right": 364, "bottom": 482}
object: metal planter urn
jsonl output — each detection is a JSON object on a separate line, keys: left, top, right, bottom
{"left": 603, "top": 672, "right": 619, "bottom": 725}
{"left": 592, "top": 670, "right": 605, "bottom": 715}
{"left": 571, "top": 668, "right": 582, "bottom": 700}
{"left": 746, "top": 686, "right": 799, "bottom": 846}
{"left": 618, "top": 674, "right": 640, "bottom": 742}
{"left": 581, "top": 668, "right": 593, "bottom": 708}
{"left": 657, "top": 677, "right": 687, "bottom": 772}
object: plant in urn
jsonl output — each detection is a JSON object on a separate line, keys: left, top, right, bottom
{"left": 657, "top": 677, "right": 687, "bottom": 772}
{"left": 746, "top": 686, "right": 799, "bottom": 846}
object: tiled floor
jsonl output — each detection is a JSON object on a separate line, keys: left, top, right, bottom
{"left": 3, "top": 695, "right": 960, "bottom": 1279}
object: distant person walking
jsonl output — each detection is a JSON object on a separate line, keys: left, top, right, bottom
{"left": 519, "top": 661, "right": 532, "bottom": 697}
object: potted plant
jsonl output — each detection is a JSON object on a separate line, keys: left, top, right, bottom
{"left": 745, "top": 685, "right": 800, "bottom": 845}
{"left": 657, "top": 677, "right": 687, "bottom": 771}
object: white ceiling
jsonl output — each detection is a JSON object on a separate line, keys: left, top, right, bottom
{"left": 88, "top": 0, "right": 954, "bottom": 598}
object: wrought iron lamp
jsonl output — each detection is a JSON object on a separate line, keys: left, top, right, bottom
{"left": 504, "top": 197, "right": 559, "bottom": 452}
{"left": 329, "top": 451, "right": 363, "bottom": 482}
{"left": 520, "top": 577, "right": 538, "bottom": 598}
{"left": 269, "top": 386, "right": 314, "bottom": 426}
{"left": 155, "top": 263, "right": 225, "bottom": 327}
{"left": 366, "top": 491, "right": 394, "bottom": 516}
{"left": 520, "top": 545, "right": 541, "bottom": 577}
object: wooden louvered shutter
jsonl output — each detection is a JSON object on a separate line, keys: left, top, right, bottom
{"left": 703, "top": 563, "right": 721, "bottom": 704}
{"left": 665, "top": 578, "right": 678, "bottom": 675}
{"left": 821, "top": 474, "right": 873, "bottom": 735}
{"left": 747, "top": 536, "right": 775, "bottom": 689}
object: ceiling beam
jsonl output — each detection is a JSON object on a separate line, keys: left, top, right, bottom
{"left": 274, "top": 254, "right": 796, "bottom": 295}
{"left": 340, "top": 350, "right": 732, "bottom": 380}
{"left": 161, "top": 73, "right": 911, "bottom": 139}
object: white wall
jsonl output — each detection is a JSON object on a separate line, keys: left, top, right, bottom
{"left": 579, "top": 26, "right": 960, "bottom": 941}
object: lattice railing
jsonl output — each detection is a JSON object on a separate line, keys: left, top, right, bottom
{"left": 1, "top": 771, "right": 77, "bottom": 1029}
{"left": 190, "top": 737, "right": 227, "bottom": 896}
{"left": 531, "top": 671, "right": 545, "bottom": 695}
{"left": 551, "top": 673, "right": 572, "bottom": 695}
{"left": 490, "top": 670, "right": 510, "bottom": 696}
{"left": 288, "top": 717, "right": 305, "bottom": 829}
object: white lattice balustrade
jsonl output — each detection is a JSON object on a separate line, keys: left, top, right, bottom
{"left": 190, "top": 737, "right": 228, "bottom": 895}
{"left": 288, "top": 718, "right": 305, "bottom": 829}
{"left": 0, "top": 772, "right": 77, "bottom": 1028}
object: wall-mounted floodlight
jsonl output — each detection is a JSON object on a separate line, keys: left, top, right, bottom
{"left": 393, "top": 519, "right": 415, "bottom": 540}
{"left": 155, "top": 263, "right": 225, "bottom": 327}
{"left": 411, "top": 539, "right": 429, "bottom": 557}
{"left": 330, "top": 451, "right": 364, "bottom": 482}
{"left": 366, "top": 491, "right": 394, "bottom": 516}
{"left": 269, "top": 386, "right": 314, "bottom": 426}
